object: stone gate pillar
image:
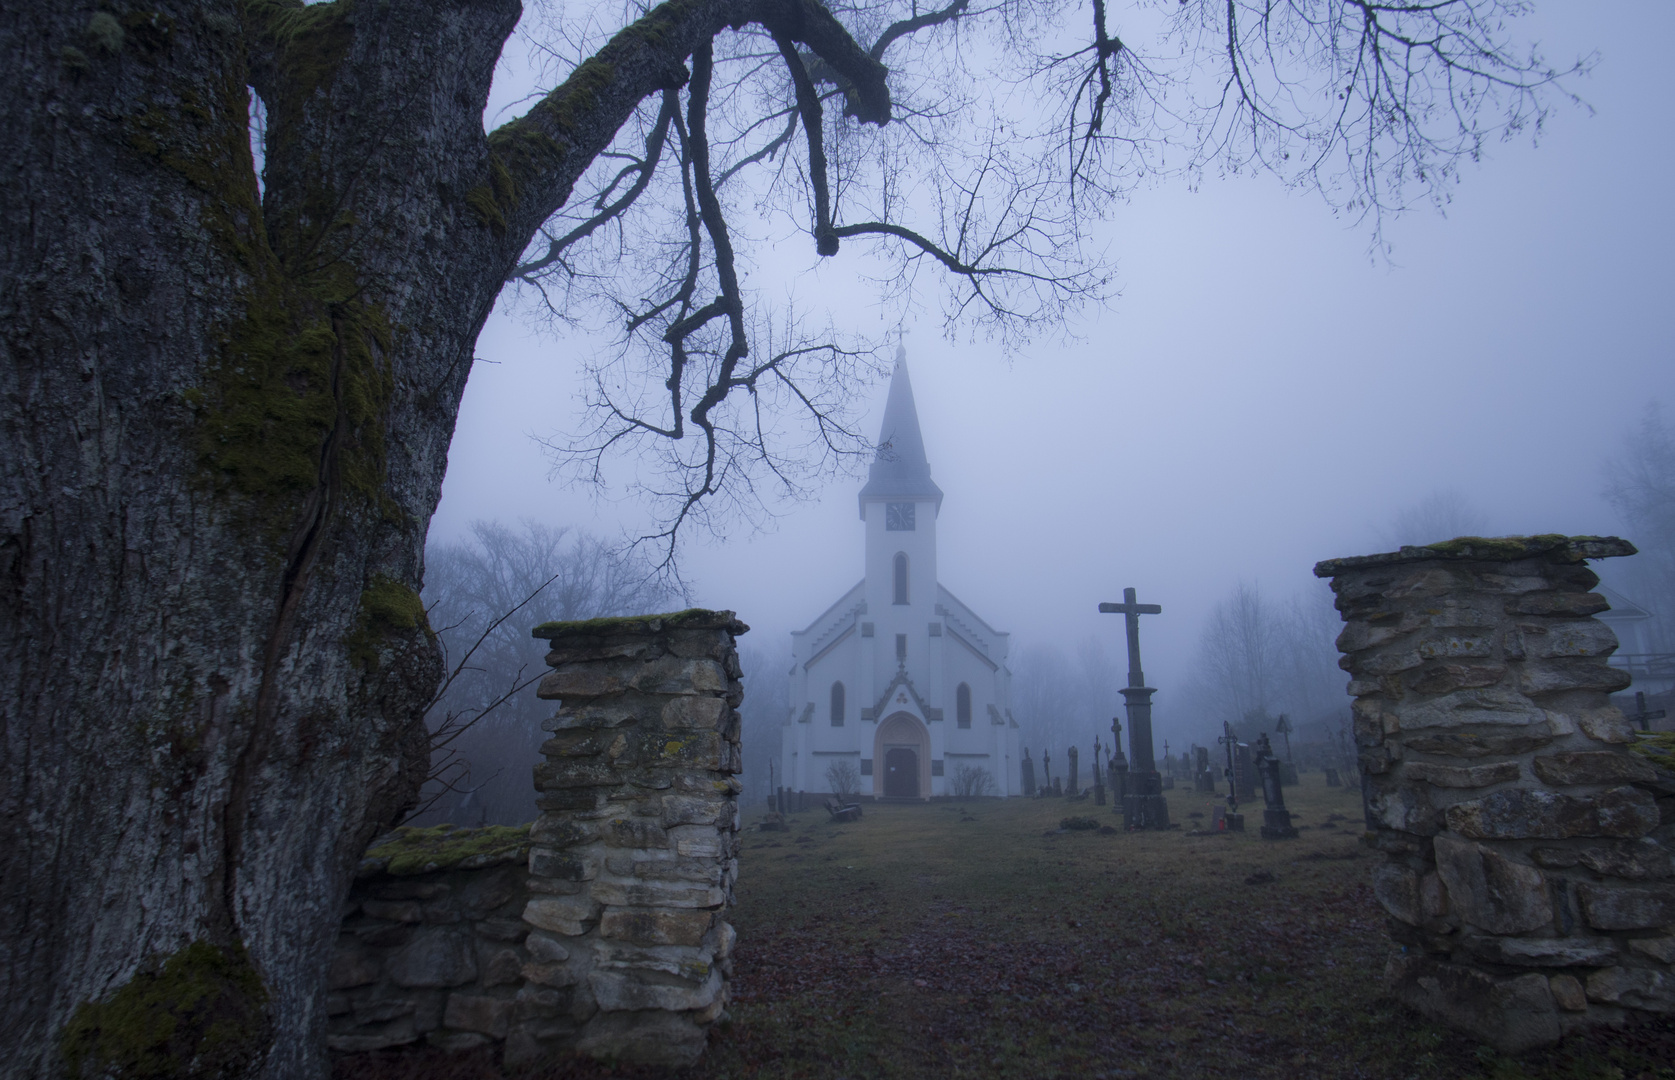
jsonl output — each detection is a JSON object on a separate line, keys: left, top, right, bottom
{"left": 514, "top": 610, "right": 746, "bottom": 1066}
{"left": 1315, "top": 536, "right": 1674, "bottom": 1051}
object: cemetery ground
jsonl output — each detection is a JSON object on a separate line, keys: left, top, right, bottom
{"left": 337, "top": 777, "right": 1675, "bottom": 1080}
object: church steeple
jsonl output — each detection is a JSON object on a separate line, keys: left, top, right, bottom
{"left": 858, "top": 344, "right": 944, "bottom": 516}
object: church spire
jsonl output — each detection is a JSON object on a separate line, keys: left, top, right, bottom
{"left": 858, "top": 343, "right": 944, "bottom": 514}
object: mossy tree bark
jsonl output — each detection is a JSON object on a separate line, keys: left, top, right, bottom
{"left": 0, "top": 0, "right": 830, "bottom": 1075}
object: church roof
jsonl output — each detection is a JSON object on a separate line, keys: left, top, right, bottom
{"left": 858, "top": 344, "right": 944, "bottom": 514}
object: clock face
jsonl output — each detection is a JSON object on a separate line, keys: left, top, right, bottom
{"left": 886, "top": 502, "right": 916, "bottom": 531}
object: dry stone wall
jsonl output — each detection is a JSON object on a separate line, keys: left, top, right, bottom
{"left": 1316, "top": 537, "right": 1675, "bottom": 1052}
{"left": 327, "top": 609, "right": 747, "bottom": 1068}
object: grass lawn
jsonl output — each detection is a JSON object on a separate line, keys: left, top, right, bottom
{"left": 339, "top": 776, "right": 1675, "bottom": 1080}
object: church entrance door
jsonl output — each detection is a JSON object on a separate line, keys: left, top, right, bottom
{"left": 883, "top": 747, "right": 919, "bottom": 797}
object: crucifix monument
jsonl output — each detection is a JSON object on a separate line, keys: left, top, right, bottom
{"left": 1098, "top": 587, "right": 1168, "bottom": 829}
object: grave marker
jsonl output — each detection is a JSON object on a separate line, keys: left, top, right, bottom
{"left": 1098, "top": 587, "right": 1168, "bottom": 829}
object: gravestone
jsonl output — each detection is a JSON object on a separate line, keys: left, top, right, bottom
{"left": 1193, "top": 746, "right": 1215, "bottom": 793}
{"left": 1232, "top": 742, "right": 1256, "bottom": 801}
{"left": 1067, "top": 745, "right": 1080, "bottom": 796}
{"left": 1092, "top": 741, "right": 1107, "bottom": 806}
{"left": 1052, "top": 776, "right": 1062, "bottom": 797}
{"left": 1253, "top": 734, "right": 1298, "bottom": 839}
{"left": 1021, "top": 748, "right": 1037, "bottom": 796}
{"left": 1324, "top": 767, "right": 1342, "bottom": 787}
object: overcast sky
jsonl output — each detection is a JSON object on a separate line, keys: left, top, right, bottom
{"left": 429, "top": 2, "right": 1673, "bottom": 746}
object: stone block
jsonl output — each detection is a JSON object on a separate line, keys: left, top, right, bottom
{"left": 1518, "top": 659, "right": 1632, "bottom": 696}
{"left": 329, "top": 948, "right": 381, "bottom": 990}
{"left": 599, "top": 907, "right": 714, "bottom": 947}
{"left": 521, "top": 960, "right": 586, "bottom": 988}
{"left": 544, "top": 700, "right": 645, "bottom": 730}
{"left": 361, "top": 900, "right": 424, "bottom": 923}
{"left": 534, "top": 760, "right": 621, "bottom": 790}
{"left": 591, "top": 879, "right": 726, "bottom": 909}
{"left": 540, "top": 730, "right": 618, "bottom": 759}
{"left": 662, "top": 794, "right": 727, "bottom": 826}
{"left": 1445, "top": 786, "right": 1659, "bottom": 840}
{"left": 1417, "top": 631, "right": 1497, "bottom": 660}
{"left": 538, "top": 664, "right": 630, "bottom": 699}
{"left": 1409, "top": 663, "right": 1508, "bottom": 695}
{"left": 1372, "top": 863, "right": 1424, "bottom": 926}
{"left": 1585, "top": 966, "right": 1675, "bottom": 1012}
{"left": 327, "top": 1026, "right": 421, "bottom": 1053}
{"left": 481, "top": 948, "right": 524, "bottom": 987}
{"left": 670, "top": 825, "right": 725, "bottom": 859}
{"left": 543, "top": 638, "right": 657, "bottom": 665}
{"left": 629, "top": 657, "right": 728, "bottom": 695}
{"left": 1579, "top": 839, "right": 1675, "bottom": 880}
{"left": 534, "top": 787, "right": 604, "bottom": 813}
{"left": 1511, "top": 620, "right": 1620, "bottom": 660}
{"left": 603, "top": 817, "right": 671, "bottom": 849}
{"left": 428, "top": 1032, "right": 493, "bottom": 1052}
{"left": 1533, "top": 751, "right": 1658, "bottom": 786}
{"left": 525, "top": 931, "right": 571, "bottom": 963}
{"left": 1549, "top": 974, "right": 1588, "bottom": 1012}
{"left": 387, "top": 928, "right": 478, "bottom": 989}
{"left": 589, "top": 967, "right": 724, "bottom": 1014}
{"left": 523, "top": 895, "right": 601, "bottom": 936}
{"left": 1398, "top": 689, "right": 1547, "bottom": 731}
{"left": 1384, "top": 953, "right": 1560, "bottom": 1053}
{"left": 1433, "top": 836, "right": 1552, "bottom": 934}
{"left": 1364, "top": 784, "right": 1441, "bottom": 835}
{"left": 444, "top": 994, "right": 513, "bottom": 1038}
{"left": 574, "top": 1009, "right": 708, "bottom": 1067}
{"left": 1507, "top": 592, "right": 1611, "bottom": 617}
{"left": 1577, "top": 707, "right": 1638, "bottom": 745}
{"left": 1575, "top": 883, "right": 1675, "bottom": 931}
{"left": 1404, "top": 761, "right": 1521, "bottom": 788}
{"left": 662, "top": 696, "right": 727, "bottom": 730}
{"left": 1629, "top": 937, "right": 1675, "bottom": 963}
{"left": 530, "top": 847, "right": 599, "bottom": 881}
{"left": 1403, "top": 731, "right": 1554, "bottom": 758}
{"left": 1465, "top": 935, "right": 1618, "bottom": 967}
{"left": 530, "top": 815, "right": 596, "bottom": 849}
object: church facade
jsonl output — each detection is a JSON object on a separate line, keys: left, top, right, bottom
{"left": 781, "top": 348, "right": 1020, "bottom": 799}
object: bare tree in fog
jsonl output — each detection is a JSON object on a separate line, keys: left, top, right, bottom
{"left": 1182, "top": 581, "right": 1346, "bottom": 749}
{"left": 737, "top": 643, "right": 792, "bottom": 804}
{"left": 1013, "top": 638, "right": 1121, "bottom": 762}
{"left": 1604, "top": 404, "right": 1675, "bottom": 652}
{"left": 417, "top": 521, "right": 676, "bottom": 825}
{"left": 1382, "top": 489, "right": 1491, "bottom": 549}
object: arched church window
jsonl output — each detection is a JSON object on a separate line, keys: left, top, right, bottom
{"left": 830, "top": 682, "right": 845, "bottom": 727}
{"left": 957, "top": 683, "right": 972, "bottom": 728}
{"left": 893, "top": 552, "right": 908, "bottom": 605}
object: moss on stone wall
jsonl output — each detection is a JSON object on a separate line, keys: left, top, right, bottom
{"left": 363, "top": 823, "right": 531, "bottom": 875}
{"left": 346, "top": 576, "right": 431, "bottom": 670}
{"left": 1630, "top": 732, "right": 1675, "bottom": 773}
{"left": 60, "top": 940, "right": 272, "bottom": 1079}
{"left": 530, "top": 608, "right": 722, "bottom": 639}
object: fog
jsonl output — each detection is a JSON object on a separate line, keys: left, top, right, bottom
{"left": 427, "top": 4, "right": 1673, "bottom": 769}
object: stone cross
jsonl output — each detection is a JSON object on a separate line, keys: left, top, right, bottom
{"left": 1098, "top": 587, "right": 1167, "bottom": 828}
{"left": 1066, "top": 744, "right": 1080, "bottom": 795}
{"left": 1629, "top": 691, "right": 1666, "bottom": 732}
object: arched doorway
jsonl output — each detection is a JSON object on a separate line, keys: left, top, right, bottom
{"left": 875, "top": 712, "right": 930, "bottom": 799}
{"left": 883, "top": 747, "right": 919, "bottom": 797}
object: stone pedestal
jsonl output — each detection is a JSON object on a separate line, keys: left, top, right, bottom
{"left": 1316, "top": 536, "right": 1674, "bottom": 1052}
{"left": 520, "top": 610, "right": 747, "bottom": 1067}
{"left": 1120, "top": 685, "right": 1170, "bottom": 829}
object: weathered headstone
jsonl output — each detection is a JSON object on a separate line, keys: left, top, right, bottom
{"left": 1232, "top": 742, "right": 1256, "bottom": 801}
{"left": 1253, "top": 733, "right": 1298, "bottom": 839}
{"left": 1021, "top": 748, "right": 1037, "bottom": 796}
{"left": 1317, "top": 535, "right": 1673, "bottom": 1052}
{"left": 1323, "top": 766, "right": 1342, "bottom": 787}
{"left": 1067, "top": 745, "right": 1080, "bottom": 796}
{"left": 1092, "top": 741, "right": 1107, "bottom": 806}
{"left": 1194, "top": 746, "right": 1215, "bottom": 792}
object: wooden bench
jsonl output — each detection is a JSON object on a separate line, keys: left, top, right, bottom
{"left": 825, "top": 798, "right": 862, "bottom": 823}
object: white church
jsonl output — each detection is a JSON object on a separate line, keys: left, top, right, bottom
{"left": 780, "top": 347, "right": 1020, "bottom": 799}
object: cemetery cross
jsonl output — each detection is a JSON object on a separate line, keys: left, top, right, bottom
{"left": 1098, "top": 587, "right": 1169, "bottom": 829}
{"left": 1629, "top": 691, "right": 1667, "bottom": 732}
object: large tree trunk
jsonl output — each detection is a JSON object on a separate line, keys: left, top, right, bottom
{"left": 0, "top": 0, "right": 798, "bottom": 1072}
{"left": 0, "top": 1, "right": 520, "bottom": 1075}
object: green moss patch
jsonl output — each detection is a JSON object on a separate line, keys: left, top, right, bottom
{"left": 1630, "top": 732, "right": 1675, "bottom": 773}
{"left": 531, "top": 608, "right": 738, "bottom": 640}
{"left": 345, "top": 576, "right": 431, "bottom": 670}
{"left": 60, "top": 940, "right": 272, "bottom": 1079}
{"left": 362, "top": 823, "right": 531, "bottom": 876}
